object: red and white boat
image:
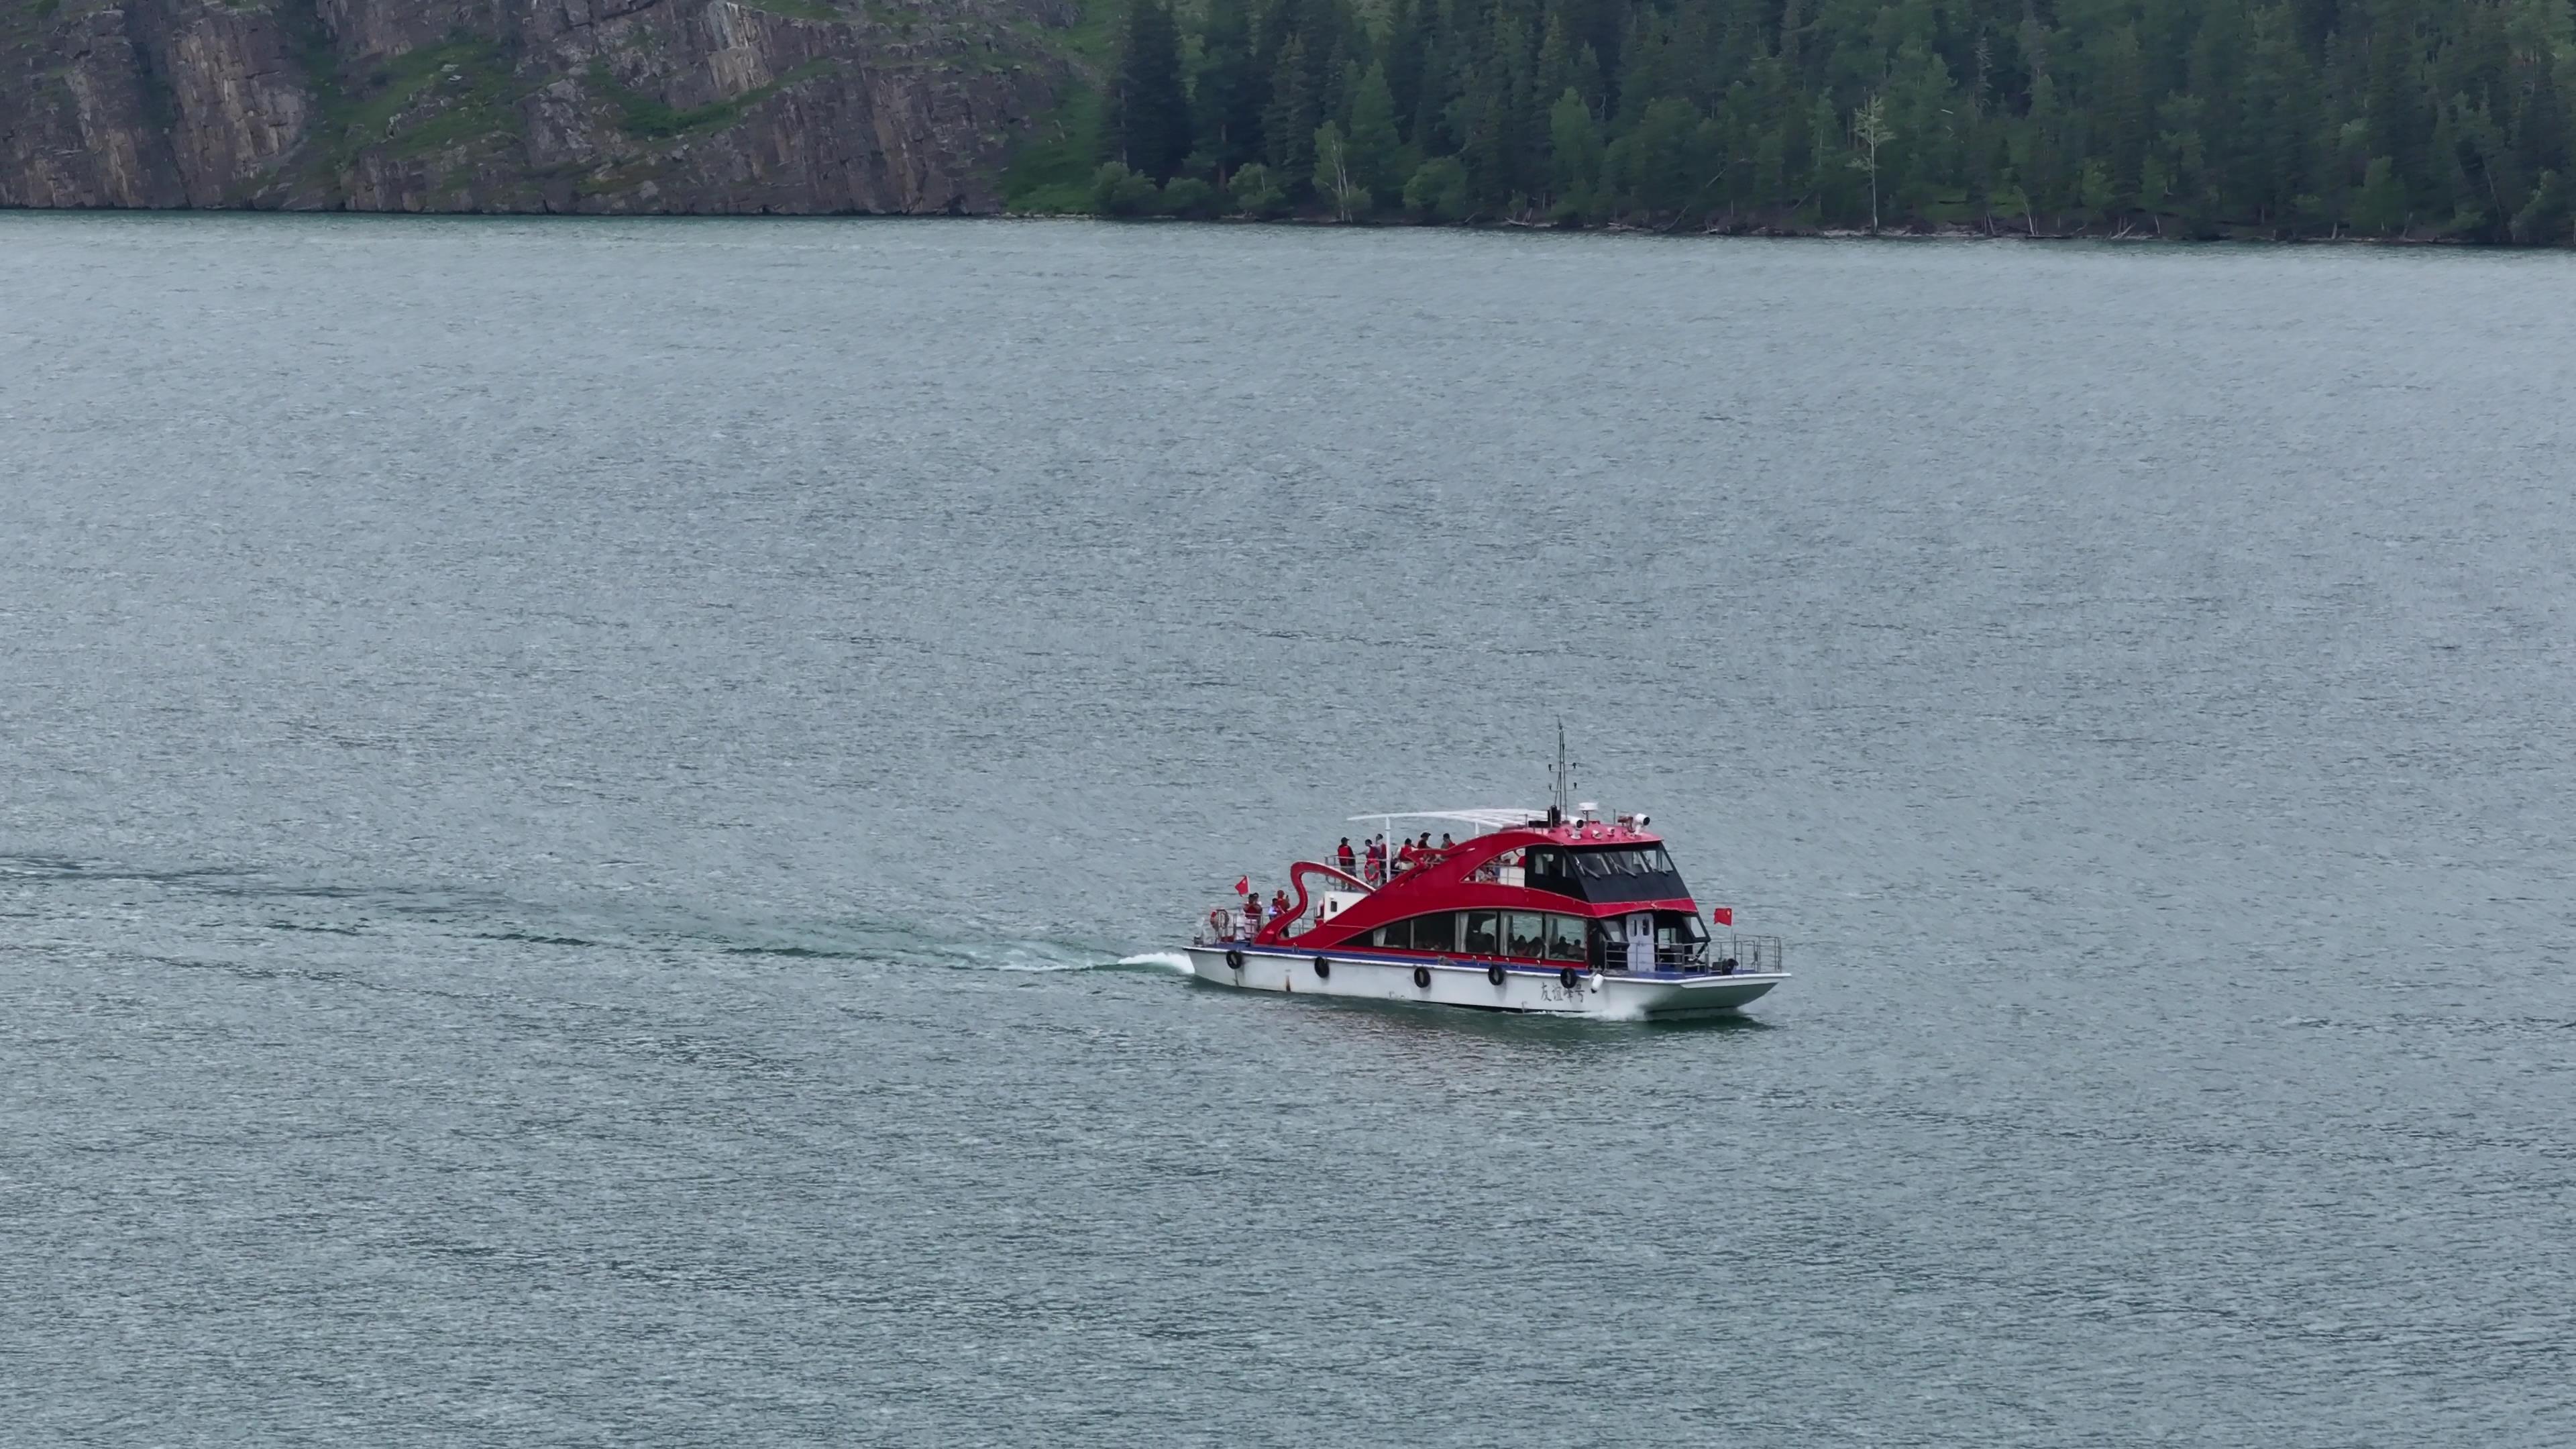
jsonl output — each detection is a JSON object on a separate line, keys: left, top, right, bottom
{"left": 1183, "top": 773, "right": 1786, "bottom": 1020}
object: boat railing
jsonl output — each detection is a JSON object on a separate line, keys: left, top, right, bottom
{"left": 1704, "top": 934, "right": 1784, "bottom": 975}
{"left": 1330, "top": 851, "right": 1515, "bottom": 887}
{"left": 1600, "top": 934, "right": 1784, "bottom": 975}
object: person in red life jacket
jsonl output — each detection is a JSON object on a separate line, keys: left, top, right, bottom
{"left": 1271, "top": 888, "right": 1291, "bottom": 923}
{"left": 1244, "top": 892, "right": 1265, "bottom": 933}
{"left": 1364, "top": 837, "right": 1385, "bottom": 885}
{"left": 1395, "top": 838, "right": 1418, "bottom": 873}
{"left": 1336, "top": 837, "right": 1356, "bottom": 875}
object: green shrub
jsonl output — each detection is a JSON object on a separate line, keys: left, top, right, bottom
{"left": 1091, "top": 162, "right": 1162, "bottom": 217}
{"left": 1161, "top": 176, "right": 1219, "bottom": 218}
{"left": 1228, "top": 162, "right": 1286, "bottom": 217}
{"left": 1403, "top": 156, "right": 1470, "bottom": 222}
{"left": 2512, "top": 170, "right": 2570, "bottom": 246}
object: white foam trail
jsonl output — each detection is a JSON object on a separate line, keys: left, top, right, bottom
{"left": 980, "top": 942, "right": 1108, "bottom": 973}
{"left": 1116, "top": 951, "right": 1195, "bottom": 973}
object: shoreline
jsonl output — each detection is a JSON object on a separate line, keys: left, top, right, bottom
{"left": 1000, "top": 209, "right": 2532, "bottom": 246}
{"left": 0, "top": 204, "right": 2534, "bottom": 247}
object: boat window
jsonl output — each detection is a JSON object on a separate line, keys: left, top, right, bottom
{"left": 1505, "top": 912, "right": 1548, "bottom": 959}
{"left": 1463, "top": 911, "right": 1501, "bottom": 955}
{"left": 1656, "top": 911, "right": 1707, "bottom": 947}
{"left": 1574, "top": 851, "right": 1613, "bottom": 878}
{"left": 1526, "top": 848, "right": 1564, "bottom": 879}
{"left": 1546, "top": 915, "right": 1587, "bottom": 962}
{"left": 1646, "top": 847, "right": 1674, "bottom": 873}
{"left": 1411, "top": 912, "right": 1456, "bottom": 953}
{"left": 1371, "top": 918, "right": 1411, "bottom": 949}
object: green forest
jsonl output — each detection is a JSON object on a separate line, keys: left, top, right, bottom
{"left": 1000, "top": 0, "right": 2576, "bottom": 240}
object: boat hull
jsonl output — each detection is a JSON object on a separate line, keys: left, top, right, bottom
{"left": 1181, "top": 946, "right": 1782, "bottom": 1020}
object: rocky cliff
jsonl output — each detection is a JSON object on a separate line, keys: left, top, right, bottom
{"left": 0, "top": 0, "right": 1079, "bottom": 211}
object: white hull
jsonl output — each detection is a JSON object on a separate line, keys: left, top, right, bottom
{"left": 1182, "top": 945, "right": 1783, "bottom": 1020}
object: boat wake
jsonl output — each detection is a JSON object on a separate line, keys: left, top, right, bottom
{"left": 0, "top": 851, "right": 1167, "bottom": 979}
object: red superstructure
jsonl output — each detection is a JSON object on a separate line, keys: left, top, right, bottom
{"left": 1241, "top": 808, "right": 1735, "bottom": 976}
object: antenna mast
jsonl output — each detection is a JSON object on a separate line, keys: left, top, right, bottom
{"left": 1550, "top": 720, "right": 1574, "bottom": 824}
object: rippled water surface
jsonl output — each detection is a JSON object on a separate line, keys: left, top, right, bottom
{"left": 5, "top": 215, "right": 2573, "bottom": 1446}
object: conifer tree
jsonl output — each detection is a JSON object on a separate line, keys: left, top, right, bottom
{"left": 1194, "top": 0, "right": 1264, "bottom": 180}
{"left": 1265, "top": 34, "right": 1323, "bottom": 186}
{"left": 1109, "top": 0, "right": 1191, "bottom": 181}
{"left": 1346, "top": 62, "right": 1407, "bottom": 203}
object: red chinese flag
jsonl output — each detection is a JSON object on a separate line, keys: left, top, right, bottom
{"left": 1710, "top": 906, "right": 1734, "bottom": 926}
{"left": 1234, "top": 876, "right": 1249, "bottom": 896}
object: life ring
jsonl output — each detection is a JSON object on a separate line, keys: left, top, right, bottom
{"left": 1312, "top": 957, "right": 1331, "bottom": 979}
{"left": 1559, "top": 967, "right": 1578, "bottom": 989}
{"left": 1225, "top": 949, "right": 1244, "bottom": 971}
{"left": 1412, "top": 965, "right": 1430, "bottom": 989}
{"left": 1487, "top": 964, "right": 1506, "bottom": 986}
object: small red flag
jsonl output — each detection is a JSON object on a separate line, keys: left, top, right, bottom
{"left": 1234, "top": 875, "right": 1249, "bottom": 896}
{"left": 1710, "top": 906, "right": 1733, "bottom": 926}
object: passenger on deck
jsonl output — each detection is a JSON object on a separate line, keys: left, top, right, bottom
{"left": 1271, "top": 888, "right": 1291, "bottom": 922}
{"left": 1364, "top": 838, "right": 1385, "bottom": 886}
{"left": 1438, "top": 833, "right": 1455, "bottom": 853}
{"left": 1337, "top": 837, "right": 1356, "bottom": 875}
{"left": 1395, "top": 838, "right": 1418, "bottom": 873}
{"left": 1244, "top": 894, "right": 1265, "bottom": 933}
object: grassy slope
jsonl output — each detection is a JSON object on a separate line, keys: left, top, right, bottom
{"left": 995, "top": 0, "right": 1109, "bottom": 212}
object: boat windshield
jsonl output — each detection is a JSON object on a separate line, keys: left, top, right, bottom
{"left": 1545, "top": 845, "right": 1687, "bottom": 904}
{"left": 1570, "top": 847, "right": 1673, "bottom": 877}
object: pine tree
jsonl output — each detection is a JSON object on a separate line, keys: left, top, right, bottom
{"left": 1109, "top": 0, "right": 1192, "bottom": 182}
{"left": 1194, "top": 0, "right": 1263, "bottom": 179}
{"left": 1347, "top": 62, "right": 1406, "bottom": 203}
{"left": 1385, "top": 0, "right": 1430, "bottom": 142}
{"left": 1265, "top": 34, "right": 1322, "bottom": 186}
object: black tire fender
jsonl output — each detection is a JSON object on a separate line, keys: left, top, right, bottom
{"left": 1313, "top": 956, "right": 1330, "bottom": 980}
{"left": 1487, "top": 963, "right": 1506, "bottom": 986}
{"left": 1412, "top": 965, "right": 1431, "bottom": 989}
{"left": 1559, "top": 967, "right": 1579, "bottom": 989}
{"left": 1225, "top": 949, "right": 1244, "bottom": 971}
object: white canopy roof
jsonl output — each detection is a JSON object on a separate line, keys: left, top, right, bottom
{"left": 1346, "top": 808, "right": 1544, "bottom": 831}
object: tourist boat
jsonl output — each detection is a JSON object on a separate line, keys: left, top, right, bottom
{"left": 1181, "top": 770, "right": 1786, "bottom": 1020}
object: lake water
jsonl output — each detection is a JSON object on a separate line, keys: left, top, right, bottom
{"left": 3, "top": 215, "right": 2571, "bottom": 1445}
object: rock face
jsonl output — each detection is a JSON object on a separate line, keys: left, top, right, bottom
{"left": 0, "top": 0, "right": 1078, "bottom": 211}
